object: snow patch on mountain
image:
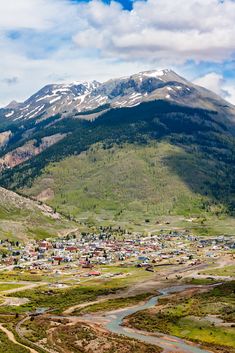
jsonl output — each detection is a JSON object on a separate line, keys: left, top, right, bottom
{"left": 2, "top": 69, "right": 234, "bottom": 124}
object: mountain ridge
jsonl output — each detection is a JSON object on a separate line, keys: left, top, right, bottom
{"left": 1, "top": 69, "right": 235, "bottom": 126}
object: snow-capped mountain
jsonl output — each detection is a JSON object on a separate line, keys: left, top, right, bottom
{"left": 1, "top": 69, "right": 235, "bottom": 210}
{"left": 2, "top": 69, "right": 235, "bottom": 123}
{"left": 3, "top": 80, "right": 100, "bottom": 122}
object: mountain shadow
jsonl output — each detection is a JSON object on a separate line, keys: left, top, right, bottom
{"left": 1, "top": 100, "right": 235, "bottom": 216}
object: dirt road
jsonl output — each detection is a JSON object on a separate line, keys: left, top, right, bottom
{"left": 0, "top": 323, "right": 39, "bottom": 353}
{"left": 1, "top": 281, "right": 47, "bottom": 295}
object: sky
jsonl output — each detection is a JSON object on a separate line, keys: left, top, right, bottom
{"left": 1, "top": 0, "right": 235, "bottom": 106}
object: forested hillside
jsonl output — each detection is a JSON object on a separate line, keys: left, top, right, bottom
{"left": 0, "top": 100, "right": 235, "bottom": 225}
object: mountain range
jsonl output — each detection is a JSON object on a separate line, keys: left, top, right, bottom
{"left": 2, "top": 69, "right": 235, "bottom": 123}
{"left": 1, "top": 69, "right": 235, "bottom": 235}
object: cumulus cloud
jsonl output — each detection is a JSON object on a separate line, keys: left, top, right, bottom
{"left": 0, "top": 0, "right": 77, "bottom": 31}
{"left": 194, "top": 73, "right": 227, "bottom": 96}
{"left": 224, "top": 85, "right": 235, "bottom": 105}
{"left": 73, "top": 0, "right": 235, "bottom": 63}
{"left": 194, "top": 72, "right": 235, "bottom": 104}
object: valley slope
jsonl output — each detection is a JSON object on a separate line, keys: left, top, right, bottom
{"left": 0, "top": 186, "right": 73, "bottom": 242}
{"left": 0, "top": 71, "right": 235, "bottom": 233}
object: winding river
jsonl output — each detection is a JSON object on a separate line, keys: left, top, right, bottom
{"left": 103, "top": 285, "right": 212, "bottom": 353}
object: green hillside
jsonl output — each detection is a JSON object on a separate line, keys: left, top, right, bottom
{"left": 21, "top": 142, "right": 226, "bottom": 225}
{"left": 0, "top": 187, "right": 74, "bottom": 242}
{"left": 1, "top": 100, "right": 235, "bottom": 233}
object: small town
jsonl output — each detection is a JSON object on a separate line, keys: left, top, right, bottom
{"left": 0, "top": 229, "right": 234, "bottom": 282}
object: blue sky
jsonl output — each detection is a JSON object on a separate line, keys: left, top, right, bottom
{"left": 1, "top": 0, "right": 235, "bottom": 105}
{"left": 72, "top": 0, "right": 135, "bottom": 10}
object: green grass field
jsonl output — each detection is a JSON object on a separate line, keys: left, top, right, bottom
{"left": 0, "top": 271, "right": 45, "bottom": 282}
{"left": 0, "top": 284, "right": 123, "bottom": 314}
{"left": 0, "top": 283, "right": 24, "bottom": 292}
{"left": 184, "top": 278, "right": 220, "bottom": 285}
{"left": 0, "top": 265, "right": 155, "bottom": 315}
{"left": 73, "top": 293, "right": 152, "bottom": 315}
{"left": 0, "top": 330, "right": 29, "bottom": 353}
{"left": 202, "top": 265, "right": 235, "bottom": 277}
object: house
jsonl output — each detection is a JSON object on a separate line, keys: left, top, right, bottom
{"left": 88, "top": 270, "right": 101, "bottom": 276}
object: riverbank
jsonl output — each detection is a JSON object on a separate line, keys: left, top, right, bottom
{"left": 14, "top": 284, "right": 216, "bottom": 353}
{"left": 124, "top": 282, "right": 235, "bottom": 353}
{"left": 82, "top": 285, "right": 215, "bottom": 353}
{"left": 1, "top": 256, "right": 233, "bottom": 353}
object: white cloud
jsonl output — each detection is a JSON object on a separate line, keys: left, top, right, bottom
{"left": 0, "top": 0, "right": 77, "bottom": 31}
{"left": 73, "top": 0, "right": 235, "bottom": 63}
{"left": 194, "top": 72, "right": 235, "bottom": 105}
{"left": 223, "top": 85, "right": 235, "bottom": 105}
{"left": 0, "top": 0, "right": 235, "bottom": 105}
{"left": 194, "top": 73, "right": 226, "bottom": 96}
{"left": 0, "top": 47, "right": 147, "bottom": 106}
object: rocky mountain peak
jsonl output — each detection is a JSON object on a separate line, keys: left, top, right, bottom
{"left": 1, "top": 69, "right": 235, "bottom": 124}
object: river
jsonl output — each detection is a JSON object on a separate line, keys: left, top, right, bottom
{"left": 103, "top": 285, "right": 212, "bottom": 353}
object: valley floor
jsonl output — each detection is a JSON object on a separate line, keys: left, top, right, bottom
{"left": 0, "top": 253, "right": 234, "bottom": 353}
{"left": 0, "top": 228, "right": 234, "bottom": 353}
